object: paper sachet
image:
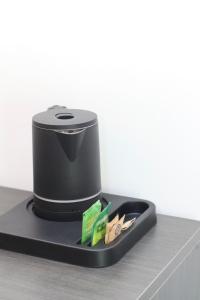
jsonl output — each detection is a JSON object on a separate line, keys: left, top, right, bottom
{"left": 105, "top": 214, "right": 136, "bottom": 245}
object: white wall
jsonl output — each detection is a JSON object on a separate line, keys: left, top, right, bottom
{"left": 0, "top": 0, "right": 200, "bottom": 220}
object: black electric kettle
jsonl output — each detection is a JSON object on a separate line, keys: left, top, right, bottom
{"left": 32, "top": 105, "right": 101, "bottom": 221}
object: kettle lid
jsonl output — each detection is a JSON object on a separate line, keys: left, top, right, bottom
{"left": 32, "top": 105, "right": 97, "bottom": 130}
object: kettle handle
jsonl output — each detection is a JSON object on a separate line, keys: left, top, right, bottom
{"left": 48, "top": 105, "right": 67, "bottom": 110}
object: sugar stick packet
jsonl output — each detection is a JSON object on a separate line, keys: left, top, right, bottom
{"left": 105, "top": 215, "right": 136, "bottom": 245}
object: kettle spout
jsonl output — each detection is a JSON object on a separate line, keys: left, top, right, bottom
{"left": 56, "top": 128, "right": 86, "bottom": 161}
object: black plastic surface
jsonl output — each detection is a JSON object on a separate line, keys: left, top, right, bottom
{"left": 0, "top": 193, "right": 156, "bottom": 267}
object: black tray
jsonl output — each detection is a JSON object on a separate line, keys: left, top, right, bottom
{"left": 0, "top": 193, "right": 156, "bottom": 267}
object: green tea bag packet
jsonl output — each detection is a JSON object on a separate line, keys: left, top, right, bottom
{"left": 81, "top": 200, "right": 101, "bottom": 244}
{"left": 91, "top": 202, "right": 112, "bottom": 246}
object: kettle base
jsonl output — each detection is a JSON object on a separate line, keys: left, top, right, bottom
{"left": 33, "top": 193, "right": 105, "bottom": 221}
{"left": 0, "top": 192, "right": 156, "bottom": 268}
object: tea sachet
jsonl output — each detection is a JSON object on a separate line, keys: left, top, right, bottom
{"left": 91, "top": 202, "right": 112, "bottom": 246}
{"left": 81, "top": 200, "right": 101, "bottom": 244}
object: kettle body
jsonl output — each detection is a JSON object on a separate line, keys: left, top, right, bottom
{"left": 32, "top": 106, "right": 101, "bottom": 221}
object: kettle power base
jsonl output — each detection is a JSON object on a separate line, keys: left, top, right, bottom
{"left": 0, "top": 193, "right": 156, "bottom": 268}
